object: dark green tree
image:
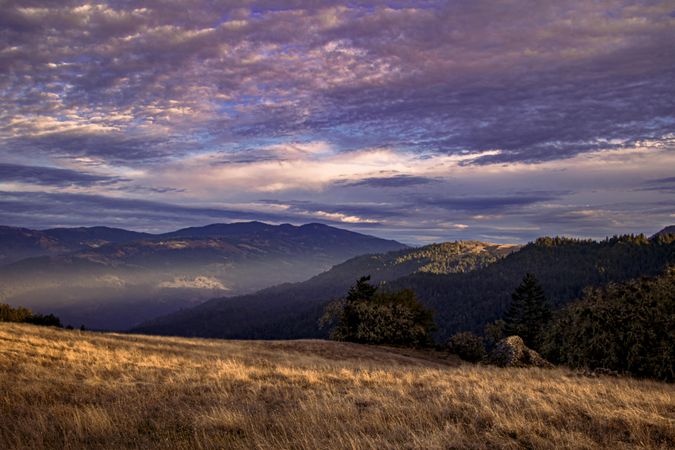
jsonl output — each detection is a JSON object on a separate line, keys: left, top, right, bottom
{"left": 504, "top": 273, "right": 551, "bottom": 350}
{"left": 0, "top": 303, "right": 62, "bottom": 328}
{"left": 541, "top": 268, "right": 675, "bottom": 380}
{"left": 483, "top": 319, "right": 506, "bottom": 350}
{"left": 325, "top": 276, "right": 435, "bottom": 347}
{"left": 336, "top": 276, "right": 378, "bottom": 340}
{"left": 0, "top": 303, "right": 32, "bottom": 322}
{"left": 24, "top": 313, "right": 62, "bottom": 327}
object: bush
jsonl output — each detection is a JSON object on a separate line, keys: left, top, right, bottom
{"left": 541, "top": 268, "right": 675, "bottom": 381}
{"left": 324, "top": 276, "right": 436, "bottom": 347}
{"left": 483, "top": 319, "right": 505, "bottom": 351}
{"left": 447, "top": 332, "right": 486, "bottom": 362}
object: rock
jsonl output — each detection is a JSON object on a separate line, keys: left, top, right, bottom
{"left": 487, "top": 336, "right": 553, "bottom": 368}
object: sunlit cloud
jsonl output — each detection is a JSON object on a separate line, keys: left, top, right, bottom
{"left": 0, "top": 0, "right": 673, "bottom": 241}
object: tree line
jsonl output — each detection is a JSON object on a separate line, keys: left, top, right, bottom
{"left": 0, "top": 303, "right": 62, "bottom": 327}
{"left": 326, "top": 267, "right": 674, "bottom": 381}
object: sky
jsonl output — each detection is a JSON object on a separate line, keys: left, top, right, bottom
{"left": 1, "top": 0, "right": 674, "bottom": 244}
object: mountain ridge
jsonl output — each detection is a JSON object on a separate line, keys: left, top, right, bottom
{"left": 1, "top": 221, "right": 405, "bottom": 266}
{"left": 0, "top": 221, "right": 407, "bottom": 330}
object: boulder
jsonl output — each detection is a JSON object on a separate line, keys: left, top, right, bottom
{"left": 487, "top": 336, "right": 553, "bottom": 368}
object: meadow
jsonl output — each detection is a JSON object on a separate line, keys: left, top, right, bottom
{"left": 1, "top": 323, "right": 673, "bottom": 449}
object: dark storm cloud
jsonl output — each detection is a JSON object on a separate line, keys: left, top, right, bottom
{"left": 3, "top": 130, "right": 185, "bottom": 165}
{"left": 0, "top": 163, "right": 125, "bottom": 187}
{"left": 261, "top": 190, "right": 562, "bottom": 221}
{"left": 0, "top": 191, "right": 289, "bottom": 227}
{"left": 648, "top": 177, "right": 675, "bottom": 184}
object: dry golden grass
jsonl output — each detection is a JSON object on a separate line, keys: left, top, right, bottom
{"left": 1, "top": 323, "right": 673, "bottom": 449}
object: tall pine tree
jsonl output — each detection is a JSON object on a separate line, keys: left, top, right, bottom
{"left": 338, "top": 276, "right": 378, "bottom": 339}
{"left": 504, "top": 273, "right": 551, "bottom": 350}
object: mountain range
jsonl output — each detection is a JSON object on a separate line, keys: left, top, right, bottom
{"left": 3, "top": 221, "right": 673, "bottom": 339}
{"left": 0, "top": 222, "right": 406, "bottom": 330}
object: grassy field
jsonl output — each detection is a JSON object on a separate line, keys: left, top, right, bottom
{"left": 1, "top": 323, "right": 673, "bottom": 449}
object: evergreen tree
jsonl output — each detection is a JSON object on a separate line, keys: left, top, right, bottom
{"left": 337, "top": 276, "right": 378, "bottom": 339}
{"left": 326, "top": 276, "right": 435, "bottom": 347}
{"left": 504, "top": 273, "right": 551, "bottom": 350}
{"left": 0, "top": 304, "right": 62, "bottom": 328}
{"left": 541, "top": 268, "right": 675, "bottom": 380}
{"left": 0, "top": 304, "right": 32, "bottom": 322}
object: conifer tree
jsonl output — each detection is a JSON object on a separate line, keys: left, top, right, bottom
{"left": 338, "top": 276, "right": 378, "bottom": 339}
{"left": 327, "top": 276, "right": 435, "bottom": 347}
{"left": 504, "top": 273, "right": 551, "bottom": 350}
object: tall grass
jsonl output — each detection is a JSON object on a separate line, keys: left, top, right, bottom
{"left": 1, "top": 323, "right": 673, "bottom": 449}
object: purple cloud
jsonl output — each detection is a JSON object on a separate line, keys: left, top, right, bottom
{"left": 0, "top": 163, "right": 125, "bottom": 187}
{"left": 0, "top": 1, "right": 673, "bottom": 240}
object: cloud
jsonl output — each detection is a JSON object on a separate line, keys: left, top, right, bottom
{"left": 0, "top": 191, "right": 285, "bottom": 231}
{"left": 259, "top": 199, "right": 403, "bottom": 222}
{"left": 0, "top": 191, "right": 385, "bottom": 231}
{"left": 338, "top": 175, "right": 438, "bottom": 188}
{"left": 0, "top": 1, "right": 673, "bottom": 241}
{"left": 419, "top": 193, "right": 562, "bottom": 212}
{"left": 0, "top": 163, "right": 125, "bottom": 187}
{"left": 2, "top": 128, "right": 182, "bottom": 165}
{"left": 638, "top": 176, "right": 675, "bottom": 193}
{"left": 1, "top": 1, "right": 673, "bottom": 165}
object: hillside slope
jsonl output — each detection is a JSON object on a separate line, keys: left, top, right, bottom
{"left": 137, "top": 234, "right": 675, "bottom": 341}
{"left": 653, "top": 225, "right": 675, "bottom": 238}
{"left": 391, "top": 234, "right": 675, "bottom": 339}
{"left": 0, "top": 222, "right": 406, "bottom": 330}
{"left": 134, "top": 241, "right": 516, "bottom": 338}
{"left": 1, "top": 323, "right": 672, "bottom": 450}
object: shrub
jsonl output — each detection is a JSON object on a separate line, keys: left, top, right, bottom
{"left": 447, "top": 331, "right": 486, "bottom": 362}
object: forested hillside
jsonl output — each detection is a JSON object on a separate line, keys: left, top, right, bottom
{"left": 542, "top": 268, "right": 675, "bottom": 380}
{"left": 134, "top": 241, "right": 515, "bottom": 338}
{"left": 137, "top": 233, "right": 675, "bottom": 342}
{"left": 393, "top": 234, "right": 675, "bottom": 340}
